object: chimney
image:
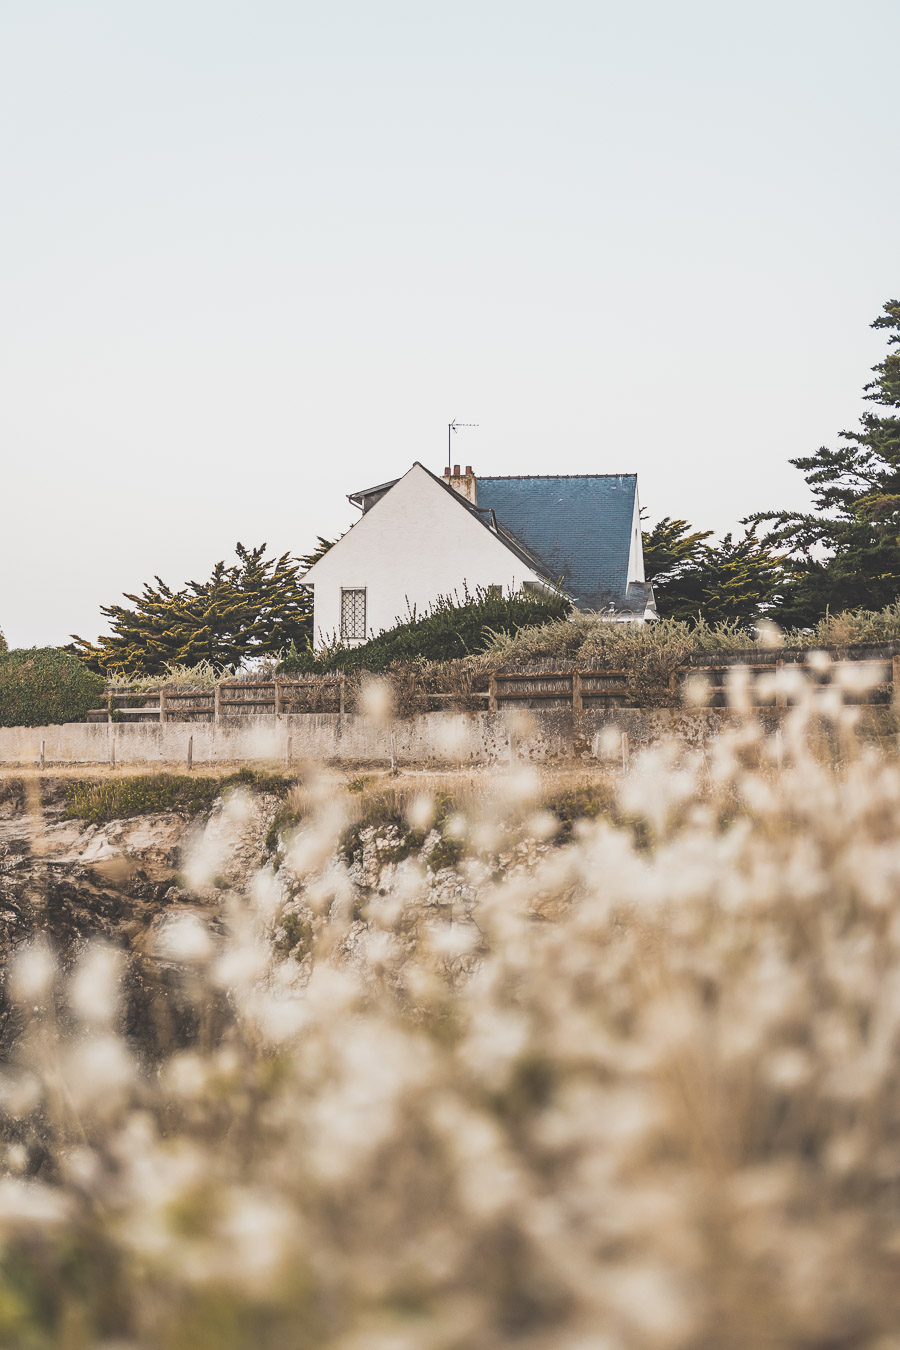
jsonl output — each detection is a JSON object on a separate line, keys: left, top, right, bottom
{"left": 445, "top": 463, "right": 477, "bottom": 505}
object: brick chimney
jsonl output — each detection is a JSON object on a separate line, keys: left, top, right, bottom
{"left": 443, "top": 463, "right": 477, "bottom": 505}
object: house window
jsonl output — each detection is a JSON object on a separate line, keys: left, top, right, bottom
{"left": 341, "top": 588, "right": 367, "bottom": 640}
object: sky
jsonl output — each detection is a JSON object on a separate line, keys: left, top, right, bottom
{"left": 1, "top": 0, "right": 898, "bottom": 649}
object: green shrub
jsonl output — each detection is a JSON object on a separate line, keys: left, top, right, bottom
{"left": 63, "top": 769, "right": 295, "bottom": 825}
{"left": 280, "top": 587, "right": 570, "bottom": 675}
{"left": 0, "top": 648, "right": 104, "bottom": 727}
{"left": 63, "top": 775, "right": 224, "bottom": 824}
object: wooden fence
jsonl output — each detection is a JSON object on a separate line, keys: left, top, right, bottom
{"left": 87, "top": 678, "right": 346, "bottom": 724}
{"left": 86, "top": 654, "right": 900, "bottom": 724}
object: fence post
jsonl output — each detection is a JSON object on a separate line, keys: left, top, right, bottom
{"left": 339, "top": 677, "right": 345, "bottom": 718}
{"left": 187, "top": 736, "right": 193, "bottom": 771}
{"left": 109, "top": 738, "right": 116, "bottom": 770}
{"left": 39, "top": 739, "right": 45, "bottom": 771}
{"left": 274, "top": 676, "right": 283, "bottom": 717}
{"left": 285, "top": 735, "right": 293, "bottom": 769}
{"left": 488, "top": 673, "right": 498, "bottom": 714}
{"left": 159, "top": 689, "right": 168, "bottom": 725}
{"left": 572, "top": 671, "right": 583, "bottom": 715}
{"left": 892, "top": 655, "right": 900, "bottom": 703}
{"left": 107, "top": 691, "right": 113, "bottom": 724}
{"left": 213, "top": 684, "right": 221, "bottom": 723}
{"left": 775, "top": 659, "right": 786, "bottom": 710}
{"left": 621, "top": 731, "right": 629, "bottom": 771}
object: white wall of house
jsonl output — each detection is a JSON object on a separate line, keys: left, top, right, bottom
{"left": 302, "top": 463, "right": 548, "bottom": 648}
{"left": 626, "top": 482, "right": 645, "bottom": 585}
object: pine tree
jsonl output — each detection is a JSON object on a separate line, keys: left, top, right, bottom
{"left": 643, "top": 518, "right": 783, "bottom": 624}
{"left": 750, "top": 299, "right": 900, "bottom": 625}
{"left": 70, "top": 541, "right": 334, "bottom": 677}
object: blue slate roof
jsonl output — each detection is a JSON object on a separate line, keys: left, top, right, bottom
{"left": 477, "top": 475, "right": 639, "bottom": 611}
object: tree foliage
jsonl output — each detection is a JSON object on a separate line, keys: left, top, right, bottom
{"left": 749, "top": 299, "right": 900, "bottom": 626}
{"left": 643, "top": 517, "right": 783, "bottom": 624}
{"left": 71, "top": 542, "right": 333, "bottom": 678}
{"left": 0, "top": 648, "right": 104, "bottom": 727}
{"left": 281, "top": 586, "right": 571, "bottom": 674}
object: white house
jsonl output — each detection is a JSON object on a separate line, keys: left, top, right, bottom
{"left": 301, "top": 462, "right": 654, "bottom": 648}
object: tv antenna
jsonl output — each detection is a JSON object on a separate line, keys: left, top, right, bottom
{"left": 447, "top": 420, "right": 478, "bottom": 472}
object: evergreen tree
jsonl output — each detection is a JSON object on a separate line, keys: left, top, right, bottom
{"left": 71, "top": 541, "right": 334, "bottom": 677}
{"left": 750, "top": 299, "right": 900, "bottom": 626}
{"left": 642, "top": 517, "right": 713, "bottom": 615}
{"left": 644, "top": 518, "right": 783, "bottom": 624}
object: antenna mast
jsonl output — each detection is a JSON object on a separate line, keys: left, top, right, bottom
{"left": 447, "top": 419, "right": 479, "bottom": 472}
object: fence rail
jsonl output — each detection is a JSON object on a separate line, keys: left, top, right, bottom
{"left": 86, "top": 654, "right": 900, "bottom": 724}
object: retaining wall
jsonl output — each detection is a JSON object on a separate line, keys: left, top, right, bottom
{"left": 0, "top": 708, "right": 794, "bottom": 768}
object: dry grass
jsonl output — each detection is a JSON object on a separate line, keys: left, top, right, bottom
{"left": 1, "top": 670, "right": 900, "bottom": 1347}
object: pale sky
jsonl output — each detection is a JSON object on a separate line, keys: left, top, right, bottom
{"left": 2, "top": 0, "right": 898, "bottom": 649}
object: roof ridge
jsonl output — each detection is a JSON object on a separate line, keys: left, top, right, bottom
{"left": 478, "top": 473, "right": 636, "bottom": 481}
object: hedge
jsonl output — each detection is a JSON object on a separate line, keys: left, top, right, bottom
{"left": 280, "top": 587, "right": 571, "bottom": 675}
{"left": 0, "top": 648, "right": 105, "bottom": 727}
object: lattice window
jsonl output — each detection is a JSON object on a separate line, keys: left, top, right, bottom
{"left": 341, "top": 588, "right": 367, "bottom": 640}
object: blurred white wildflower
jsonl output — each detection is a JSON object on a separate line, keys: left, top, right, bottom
{"left": 286, "top": 805, "right": 348, "bottom": 878}
{"left": 756, "top": 618, "right": 783, "bottom": 649}
{"left": 0, "top": 1180, "right": 70, "bottom": 1230}
{"left": 4, "top": 672, "right": 900, "bottom": 1346}
{"left": 8, "top": 940, "right": 55, "bottom": 1003}
{"left": 526, "top": 809, "right": 559, "bottom": 841}
{"left": 3, "top": 1144, "right": 27, "bottom": 1175}
{"left": 435, "top": 714, "right": 469, "bottom": 756}
{"left": 443, "top": 811, "right": 468, "bottom": 840}
{"left": 64, "top": 1035, "right": 134, "bottom": 1116}
{"left": 69, "top": 943, "right": 122, "bottom": 1026}
{"left": 806, "top": 648, "right": 831, "bottom": 673}
{"left": 725, "top": 664, "right": 753, "bottom": 714}
{"left": 154, "top": 912, "right": 214, "bottom": 963}
{"left": 182, "top": 826, "right": 228, "bottom": 891}
{"left": 497, "top": 766, "right": 542, "bottom": 806}
{"left": 682, "top": 673, "right": 711, "bottom": 707}
{"left": 834, "top": 659, "right": 888, "bottom": 695}
{"left": 248, "top": 866, "right": 283, "bottom": 924}
{"left": 359, "top": 676, "right": 394, "bottom": 724}
{"left": 405, "top": 793, "right": 435, "bottom": 832}
{"left": 596, "top": 723, "right": 626, "bottom": 757}
{"left": 216, "top": 1187, "right": 297, "bottom": 1293}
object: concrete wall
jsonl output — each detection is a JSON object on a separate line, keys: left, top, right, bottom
{"left": 300, "top": 463, "right": 547, "bottom": 647}
{"left": 0, "top": 708, "right": 784, "bottom": 769}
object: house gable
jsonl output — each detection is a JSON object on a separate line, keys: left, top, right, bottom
{"left": 301, "top": 463, "right": 550, "bottom": 646}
